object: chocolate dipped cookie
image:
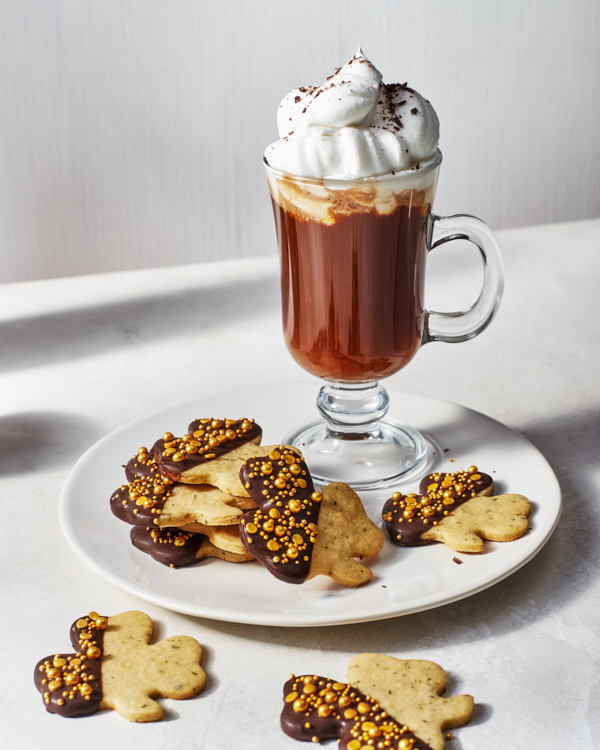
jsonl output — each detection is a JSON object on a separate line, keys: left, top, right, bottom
{"left": 281, "top": 654, "right": 474, "bottom": 750}
{"left": 383, "top": 466, "right": 530, "bottom": 552}
{"left": 239, "top": 447, "right": 383, "bottom": 586}
{"left": 152, "top": 418, "right": 263, "bottom": 495}
{"left": 35, "top": 611, "right": 206, "bottom": 721}
{"left": 130, "top": 526, "right": 254, "bottom": 566}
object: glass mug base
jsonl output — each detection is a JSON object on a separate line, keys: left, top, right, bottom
{"left": 282, "top": 417, "right": 431, "bottom": 490}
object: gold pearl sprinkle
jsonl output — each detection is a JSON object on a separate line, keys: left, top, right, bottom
{"left": 293, "top": 697, "right": 308, "bottom": 712}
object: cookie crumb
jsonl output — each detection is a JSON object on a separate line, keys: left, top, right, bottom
{"left": 452, "top": 557, "right": 463, "bottom": 564}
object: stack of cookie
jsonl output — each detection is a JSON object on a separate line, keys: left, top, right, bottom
{"left": 110, "top": 416, "right": 387, "bottom": 586}
{"left": 111, "top": 417, "right": 272, "bottom": 567}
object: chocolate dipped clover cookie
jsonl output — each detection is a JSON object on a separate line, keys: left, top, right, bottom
{"left": 383, "top": 466, "right": 530, "bottom": 552}
{"left": 34, "top": 610, "right": 206, "bottom": 721}
{"left": 110, "top": 445, "right": 254, "bottom": 567}
{"left": 281, "top": 653, "right": 474, "bottom": 750}
{"left": 239, "top": 447, "right": 383, "bottom": 586}
{"left": 110, "top": 417, "right": 270, "bottom": 568}
{"left": 152, "top": 417, "right": 288, "bottom": 497}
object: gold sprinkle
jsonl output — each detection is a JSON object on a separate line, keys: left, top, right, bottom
{"left": 293, "top": 697, "right": 308, "bottom": 712}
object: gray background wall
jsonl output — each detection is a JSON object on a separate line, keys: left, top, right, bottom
{"left": 0, "top": 0, "right": 598, "bottom": 283}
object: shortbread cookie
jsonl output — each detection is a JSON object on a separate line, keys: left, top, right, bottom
{"left": 111, "top": 456, "right": 255, "bottom": 528}
{"left": 419, "top": 493, "right": 531, "bottom": 552}
{"left": 130, "top": 526, "right": 254, "bottom": 566}
{"left": 239, "top": 448, "right": 383, "bottom": 586}
{"left": 196, "top": 537, "right": 255, "bottom": 563}
{"left": 35, "top": 611, "right": 206, "bottom": 721}
{"left": 178, "top": 522, "right": 246, "bottom": 555}
{"left": 152, "top": 418, "right": 262, "bottom": 494}
{"left": 383, "top": 465, "right": 499, "bottom": 547}
{"left": 281, "top": 654, "right": 474, "bottom": 750}
{"left": 160, "top": 484, "right": 255, "bottom": 527}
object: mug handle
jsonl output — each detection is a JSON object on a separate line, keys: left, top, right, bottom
{"left": 422, "top": 214, "right": 505, "bottom": 344}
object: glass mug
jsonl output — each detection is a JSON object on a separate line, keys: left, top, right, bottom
{"left": 264, "top": 150, "right": 504, "bottom": 489}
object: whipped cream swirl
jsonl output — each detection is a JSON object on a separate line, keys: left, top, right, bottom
{"left": 265, "top": 50, "right": 439, "bottom": 179}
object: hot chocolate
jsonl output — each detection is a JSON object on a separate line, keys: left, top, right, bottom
{"left": 265, "top": 49, "right": 441, "bottom": 383}
{"left": 262, "top": 50, "right": 503, "bottom": 488}
{"left": 272, "top": 189, "right": 433, "bottom": 382}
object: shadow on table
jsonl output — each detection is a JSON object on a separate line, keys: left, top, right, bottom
{"left": 0, "top": 274, "right": 280, "bottom": 374}
{"left": 0, "top": 411, "right": 100, "bottom": 475}
{"left": 194, "top": 406, "right": 600, "bottom": 653}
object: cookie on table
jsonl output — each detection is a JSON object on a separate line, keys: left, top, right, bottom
{"left": 383, "top": 466, "right": 530, "bottom": 552}
{"left": 239, "top": 447, "right": 383, "bottom": 586}
{"left": 35, "top": 611, "right": 206, "bottom": 721}
{"left": 130, "top": 526, "right": 254, "bottom": 566}
{"left": 281, "top": 653, "right": 474, "bottom": 750}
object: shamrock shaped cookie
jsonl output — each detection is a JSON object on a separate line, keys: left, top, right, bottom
{"left": 239, "top": 448, "right": 383, "bottom": 586}
{"left": 281, "top": 653, "right": 474, "bottom": 750}
{"left": 35, "top": 611, "right": 206, "bottom": 721}
{"left": 383, "top": 466, "right": 530, "bottom": 552}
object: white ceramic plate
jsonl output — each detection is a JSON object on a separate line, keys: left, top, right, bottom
{"left": 59, "top": 382, "right": 561, "bottom": 627}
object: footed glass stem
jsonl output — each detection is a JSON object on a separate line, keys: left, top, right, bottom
{"left": 283, "top": 382, "right": 430, "bottom": 490}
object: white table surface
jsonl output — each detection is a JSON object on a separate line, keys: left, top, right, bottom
{"left": 1, "top": 219, "right": 599, "bottom": 750}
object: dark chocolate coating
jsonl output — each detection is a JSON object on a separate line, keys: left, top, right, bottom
{"left": 153, "top": 418, "right": 262, "bottom": 481}
{"left": 110, "top": 465, "right": 173, "bottom": 527}
{"left": 281, "top": 675, "right": 431, "bottom": 749}
{"left": 384, "top": 469, "right": 493, "bottom": 547}
{"left": 125, "top": 452, "right": 159, "bottom": 481}
{"left": 34, "top": 616, "right": 105, "bottom": 718}
{"left": 130, "top": 525, "right": 204, "bottom": 567}
{"left": 239, "top": 448, "right": 319, "bottom": 584}
{"left": 419, "top": 470, "right": 492, "bottom": 497}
